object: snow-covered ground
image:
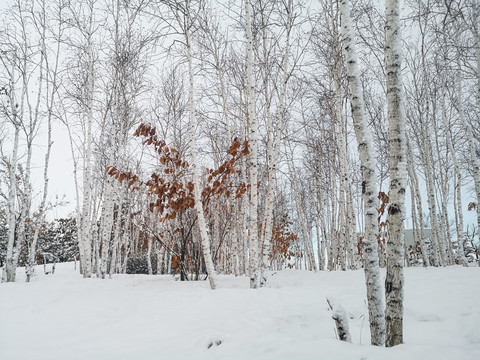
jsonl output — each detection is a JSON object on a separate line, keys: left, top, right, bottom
{"left": 1, "top": 263, "right": 478, "bottom": 360}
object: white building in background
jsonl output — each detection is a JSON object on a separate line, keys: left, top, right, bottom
{"left": 404, "top": 228, "right": 432, "bottom": 248}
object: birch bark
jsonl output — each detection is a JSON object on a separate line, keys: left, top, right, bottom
{"left": 435, "top": 102, "right": 454, "bottom": 265}
{"left": 185, "top": 18, "right": 217, "bottom": 290}
{"left": 26, "top": 5, "right": 58, "bottom": 281}
{"left": 109, "top": 185, "right": 125, "bottom": 277}
{"left": 245, "top": 0, "right": 260, "bottom": 289}
{"left": 446, "top": 86, "right": 466, "bottom": 265}
{"left": 79, "top": 1, "right": 96, "bottom": 278}
{"left": 405, "top": 136, "right": 429, "bottom": 266}
{"left": 332, "top": 24, "right": 354, "bottom": 270}
{"left": 99, "top": 175, "right": 115, "bottom": 279}
{"left": 385, "top": 0, "right": 407, "bottom": 347}
{"left": 12, "top": 2, "right": 37, "bottom": 282}
{"left": 3, "top": 3, "right": 43, "bottom": 281}
{"left": 423, "top": 136, "right": 442, "bottom": 266}
{"left": 260, "top": 0, "right": 293, "bottom": 284}
{"left": 314, "top": 176, "right": 326, "bottom": 271}
{"left": 339, "top": 0, "right": 385, "bottom": 346}
{"left": 4, "top": 84, "right": 20, "bottom": 282}
{"left": 24, "top": 25, "right": 46, "bottom": 281}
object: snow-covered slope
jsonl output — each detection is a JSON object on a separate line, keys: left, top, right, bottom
{"left": 1, "top": 264, "right": 478, "bottom": 360}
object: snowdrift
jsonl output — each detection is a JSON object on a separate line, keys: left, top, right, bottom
{"left": 1, "top": 263, "right": 478, "bottom": 360}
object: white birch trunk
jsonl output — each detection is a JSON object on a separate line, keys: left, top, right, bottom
{"left": 79, "top": 11, "right": 95, "bottom": 278}
{"left": 245, "top": 0, "right": 260, "bottom": 289}
{"left": 314, "top": 176, "right": 326, "bottom": 271}
{"left": 385, "top": 0, "right": 406, "bottom": 347}
{"left": 20, "top": 4, "right": 51, "bottom": 282}
{"left": 440, "top": 196, "right": 454, "bottom": 265}
{"left": 186, "top": 26, "right": 217, "bottom": 290}
{"left": 236, "top": 195, "right": 246, "bottom": 276}
{"left": 237, "top": 138, "right": 248, "bottom": 276}
{"left": 327, "top": 191, "right": 337, "bottom": 271}
{"left": 64, "top": 113, "right": 85, "bottom": 274}
{"left": 13, "top": 22, "right": 37, "bottom": 276}
{"left": 119, "top": 210, "right": 132, "bottom": 274}
{"left": 306, "top": 220, "right": 316, "bottom": 271}
{"left": 406, "top": 136, "right": 430, "bottom": 266}
{"left": 424, "top": 138, "right": 442, "bottom": 266}
{"left": 16, "top": 138, "right": 33, "bottom": 270}
{"left": 100, "top": 176, "right": 116, "bottom": 279}
{"left": 287, "top": 155, "right": 317, "bottom": 272}
{"left": 25, "top": 24, "right": 47, "bottom": 281}
{"left": 230, "top": 207, "right": 240, "bottom": 276}
{"left": 335, "top": 115, "right": 348, "bottom": 271}
{"left": 321, "top": 209, "right": 329, "bottom": 271}
{"left": 339, "top": 0, "right": 385, "bottom": 346}
{"left": 109, "top": 188, "right": 125, "bottom": 277}
{"left": 260, "top": 6, "right": 293, "bottom": 283}
{"left": 332, "top": 44, "right": 351, "bottom": 271}
{"left": 147, "top": 235, "right": 153, "bottom": 275}
{"left": 26, "top": 94, "right": 52, "bottom": 281}
{"left": 5, "top": 118, "right": 20, "bottom": 282}
{"left": 434, "top": 112, "right": 454, "bottom": 265}
{"left": 25, "top": 7, "right": 60, "bottom": 281}
{"left": 3, "top": 48, "right": 22, "bottom": 283}
{"left": 441, "top": 13, "right": 469, "bottom": 267}
{"left": 213, "top": 208, "right": 222, "bottom": 272}
{"left": 431, "top": 124, "right": 449, "bottom": 265}
{"left": 156, "top": 243, "right": 166, "bottom": 275}
{"left": 453, "top": 166, "right": 467, "bottom": 264}
{"left": 346, "top": 183, "right": 358, "bottom": 268}
{"left": 315, "top": 219, "right": 325, "bottom": 271}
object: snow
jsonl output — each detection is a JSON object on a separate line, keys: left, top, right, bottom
{"left": 1, "top": 264, "right": 479, "bottom": 360}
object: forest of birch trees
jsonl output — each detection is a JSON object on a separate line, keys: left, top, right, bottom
{"left": 1, "top": 0, "right": 480, "bottom": 347}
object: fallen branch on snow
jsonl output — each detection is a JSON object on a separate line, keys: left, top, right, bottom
{"left": 326, "top": 296, "right": 352, "bottom": 343}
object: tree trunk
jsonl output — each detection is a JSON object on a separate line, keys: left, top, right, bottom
{"left": 385, "top": 0, "right": 406, "bottom": 347}
{"left": 186, "top": 26, "right": 217, "bottom": 290}
{"left": 260, "top": 0, "right": 293, "bottom": 286}
{"left": 406, "top": 136, "right": 430, "bottom": 266}
{"left": 5, "top": 123, "right": 20, "bottom": 283}
{"left": 26, "top": 7, "right": 59, "bottom": 281}
{"left": 339, "top": 0, "right": 386, "bottom": 346}
{"left": 99, "top": 176, "right": 116, "bottom": 279}
{"left": 423, "top": 136, "right": 443, "bottom": 266}
{"left": 245, "top": 0, "right": 260, "bottom": 289}
{"left": 79, "top": 10, "right": 95, "bottom": 278}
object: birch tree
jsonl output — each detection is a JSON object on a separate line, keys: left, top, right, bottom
{"left": 0, "top": 50, "right": 21, "bottom": 282}
{"left": 0, "top": 0, "right": 62, "bottom": 282}
{"left": 244, "top": 0, "right": 260, "bottom": 289}
{"left": 258, "top": 0, "right": 302, "bottom": 284}
{"left": 25, "top": 0, "right": 65, "bottom": 282}
{"left": 163, "top": 0, "right": 218, "bottom": 289}
{"left": 439, "top": 0, "right": 480, "bottom": 244}
{"left": 385, "top": 0, "right": 407, "bottom": 347}
{"left": 61, "top": 0, "right": 100, "bottom": 278}
{"left": 339, "top": 0, "right": 385, "bottom": 346}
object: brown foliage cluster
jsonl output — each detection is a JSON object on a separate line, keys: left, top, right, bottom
{"left": 106, "top": 123, "right": 249, "bottom": 223}
{"left": 202, "top": 138, "right": 250, "bottom": 208}
{"left": 270, "top": 215, "right": 298, "bottom": 267}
